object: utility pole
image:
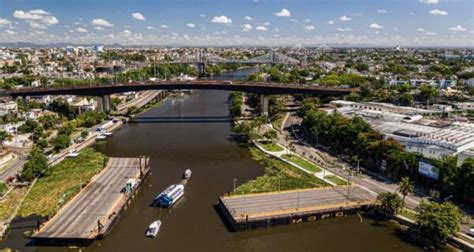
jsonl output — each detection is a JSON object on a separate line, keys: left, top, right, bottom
{"left": 233, "top": 178, "right": 237, "bottom": 193}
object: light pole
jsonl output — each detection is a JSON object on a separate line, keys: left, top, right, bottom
{"left": 233, "top": 178, "right": 237, "bottom": 193}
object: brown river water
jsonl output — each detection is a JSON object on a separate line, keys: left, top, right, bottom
{"left": 1, "top": 69, "right": 423, "bottom": 252}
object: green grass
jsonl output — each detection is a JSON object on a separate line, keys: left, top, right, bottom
{"left": 259, "top": 142, "right": 284, "bottom": 152}
{"left": 281, "top": 154, "right": 322, "bottom": 173}
{"left": 399, "top": 208, "right": 417, "bottom": 221}
{"left": 0, "top": 183, "right": 7, "bottom": 195}
{"left": 0, "top": 187, "right": 28, "bottom": 220}
{"left": 324, "top": 175, "right": 348, "bottom": 185}
{"left": 271, "top": 113, "right": 285, "bottom": 130}
{"left": 232, "top": 147, "right": 328, "bottom": 195}
{"left": 17, "top": 148, "right": 107, "bottom": 217}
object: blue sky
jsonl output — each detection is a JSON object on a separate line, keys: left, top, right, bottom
{"left": 0, "top": 0, "right": 473, "bottom": 46}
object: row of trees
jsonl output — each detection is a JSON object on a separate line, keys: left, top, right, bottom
{"left": 299, "top": 99, "right": 474, "bottom": 204}
{"left": 228, "top": 92, "right": 243, "bottom": 118}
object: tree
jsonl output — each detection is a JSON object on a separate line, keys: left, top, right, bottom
{"left": 81, "top": 130, "right": 89, "bottom": 139}
{"left": 398, "top": 176, "right": 414, "bottom": 204}
{"left": 263, "top": 129, "right": 278, "bottom": 142}
{"left": 414, "top": 201, "right": 462, "bottom": 248}
{"left": 377, "top": 192, "right": 404, "bottom": 215}
{"left": 0, "top": 130, "right": 12, "bottom": 149}
{"left": 21, "top": 148, "right": 50, "bottom": 181}
{"left": 51, "top": 133, "right": 71, "bottom": 151}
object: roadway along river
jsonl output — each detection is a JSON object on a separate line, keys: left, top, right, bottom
{"left": 1, "top": 69, "right": 423, "bottom": 251}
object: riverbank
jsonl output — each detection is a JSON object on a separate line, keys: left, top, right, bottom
{"left": 17, "top": 148, "right": 107, "bottom": 218}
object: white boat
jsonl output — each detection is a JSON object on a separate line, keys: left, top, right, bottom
{"left": 146, "top": 220, "right": 162, "bottom": 237}
{"left": 100, "top": 130, "right": 113, "bottom": 136}
{"left": 152, "top": 184, "right": 184, "bottom": 208}
{"left": 66, "top": 149, "right": 79, "bottom": 158}
{"left": 96, "top": 134, "right": 107, "bottom": 140}
{"left": 183, "top": 169, "right": 192, "bottom": 179}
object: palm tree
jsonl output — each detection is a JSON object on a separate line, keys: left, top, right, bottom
{"left": 398, "top": 176, "right": 414, "bottom": 204}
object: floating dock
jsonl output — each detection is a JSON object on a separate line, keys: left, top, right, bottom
{"left": 219, "top": 186, "right": 376, "bottom": 231}
{"left": 33, "top": 156, "right": 150, "bottom": 241}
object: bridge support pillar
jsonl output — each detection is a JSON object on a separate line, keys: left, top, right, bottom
{"left": 96, "top": 95, "right": 111, "bottom": 113}
{"left": 260, "top": 94, "right": 269, "bottom": 116}
{"left": 196, "top": 63, "right": 205, "bottom": 76}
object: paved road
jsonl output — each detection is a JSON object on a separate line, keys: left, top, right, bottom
{"left": 222, "top": 186, "right": 375, "bottom": 221}
{"left": 115, "top": 90, "right": 162, "bottom": 114}
{"left": 35, "top": 158, "right": 141, "bottom": 239}
{"left": 279, "top": 112, "right": 474, "bottom": 234}
{"left": 0, "top": 149, "right": 28, "bottom": 182}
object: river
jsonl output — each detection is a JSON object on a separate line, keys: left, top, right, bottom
{"left": 1, "top": 69, "right": 423, "bottom": 251}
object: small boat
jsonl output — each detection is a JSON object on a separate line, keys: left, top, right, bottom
{"left": 96, "top": 134, "right": 107, "bottom": 140}
{"left": 100, "top": 130, "right": 113, "bottom": 136}
{"left": 146, "top": 220, "right": 162, "bottom": 238}
{"left": 183, "top": 169, "right": 192, "bottom": 179}
{"left": 152, "top": 184, "right": 184, "bottom": 208}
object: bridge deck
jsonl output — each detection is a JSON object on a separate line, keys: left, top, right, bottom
{"left": 221, "top": 186, "right": 376, "bottom": 223}
{"left": 33, "top": 157, "right": 147, "bottom": 240}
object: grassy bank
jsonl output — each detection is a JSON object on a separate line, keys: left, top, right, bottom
{"left": 259, "top": 142, "right": 284, "bottom": 152}
{"left": 281, "top": 154, "right": 322, "bottom": 173}
{"left": 271, "top": 112, "right": 286, "bottom": 130}
{"left": 324, "top": 175, "right": 348, "bottom": 185}
{"left": 0, "top": 183, "right": 7, "bottom": 196}
{"left": 233, "top": 147, "right": 328, "bottom": 195}
{"left": 17, "top": 148, "right": 107, "bottom": 217}
{"left": 0, "top": 187, "right": 28, "bottom": 220}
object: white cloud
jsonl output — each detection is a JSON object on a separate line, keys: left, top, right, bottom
{"left": 339, "top": 16, "right": 352, "bottom": 21}
{"left": 212, "top": 15, "right": 232, "bottom": 25}
{"left": 147, "top": 26, "right": 155, "bottom": 30}
{"left": 304, "top": 19, "right": 311, "bottom": 23}
{"left": 448, "top": 25, "right": 467, "bottom": 32}
{"left": 275, "top": 8, "right": 291, "bottom": 17}
{"left": 28, "top": 21, "right": 47, "bottom": 29}
{"left": 42, "top": 16, "right": 58, "bottom": 25}
{"left": 327, "top": 20, "right": 334, "bottom": 25}
{"left": 200, "top": 14, "right": 206, "bottom": 18}
{"left": 121, "top": 29, "right": 131, "bottom": 36}
{"left": 29, "top": 9, "right": 50, "bottom": 15}
{"left": 186, "top": 23, "right": 195, "bottom": 28}
{"left": 426, "top": 31, "right": 437, "bottom": 35}
{"left": 6, "top": 29, "right": 16, "bottom": 35}
{"left": 0, "top": 18, "right": 12, "bottom": 26}
{"left": 255, "top": 26, "right": 268, "bottom": 31}
{"left": 263, "top": 22, "right": 271, "bottom": 26}
{"left": 131, "top": 12, "right": 145, "bottom": 21}
{"left": 420, "top": 0, "right": 439, "bottom": 4}
{"left": 241, "top": 23, "right": 252, "bottom": 32}
{"left": 94, "top": 26, "right": 104, "bottom": 31}
{"left": 75, "top": 27, "right": 88, "bottom": 33}
{"left": 377, "top": 9, "right": 388, "bottom": 14}
{"left": 369, "top": 23, "right": 383, "bottom": 29}
{"left": 13, "top": 10, "right": 42, "bottom": 20}
{"left": 417, "top": 28, "right": 425, "bottom": 32}
{"left": 244, "top": 16, "right": 254, "bottom": 21}
{"left": 304, "top": 25, "right": 315, "bottom": 31}
{"left": 429, "top": 9, "right": 448, "bottom": 15}
{"left": 91, "top": 18, "right": 113, "bottom": 27}
{"left": 337, "top": 27, "right": 351, "bottom": 32}
{"left": 12, "top": 9, "right": 59, "bottom": 27}
{"left": 161, "top": 24, "right": 169, "bottom": 29}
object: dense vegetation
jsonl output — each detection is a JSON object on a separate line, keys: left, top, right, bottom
{"left": 299, "top": 98, "right": 474, "bottom": 205}
{"left": 228, "top": 92, "right": 243, "bottom": 118}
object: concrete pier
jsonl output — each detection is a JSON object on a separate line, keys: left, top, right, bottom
{"left": 219, "top": 186, "right": 376, "bottom": 231}
{"left": 33, "top": 157, "right": 150, "bottom": 240}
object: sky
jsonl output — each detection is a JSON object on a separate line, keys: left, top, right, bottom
{"left": 0, "top": 0, "right": 473, "bottom": 47}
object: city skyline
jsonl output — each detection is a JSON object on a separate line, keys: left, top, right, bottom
{"left": 0, "top": 0, "right": 473, "bottom": 47}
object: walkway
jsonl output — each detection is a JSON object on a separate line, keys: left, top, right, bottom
{"left": 34, "top": 157, "right": 146, "bottom": 239}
